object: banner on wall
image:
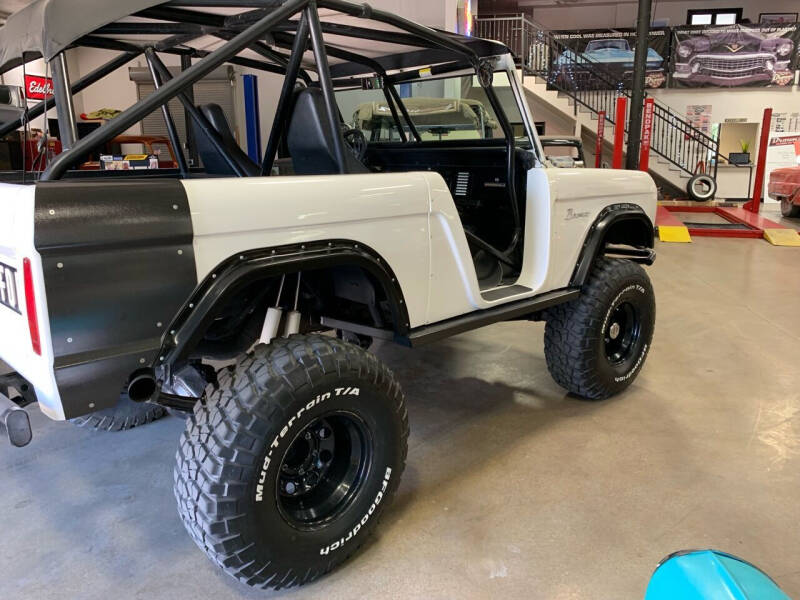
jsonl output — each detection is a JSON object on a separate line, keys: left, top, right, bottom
{"left": 23, "top": 74, "right": 54, "bottom": 100}
{"left": 549, "top": 28, "right": 669, "bottom": 91}
{"left": 671, "top": 23, "right": 800, "bottom": 88}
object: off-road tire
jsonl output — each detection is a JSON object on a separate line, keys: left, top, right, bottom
{"left": 544, "top": 258, "right": 655, "bottom": 400}
{"left": 70, "top": 393, "right": 166, "bottom": 431}
{"left": 780, "top": 198, "right": 800, "bottom": 218}
{"left": 174, "top": 334, "right": 408, "bottom": 590}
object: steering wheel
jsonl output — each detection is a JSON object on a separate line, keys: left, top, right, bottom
{"left": 343, "top": 128, "right": 368, "bottom": 162}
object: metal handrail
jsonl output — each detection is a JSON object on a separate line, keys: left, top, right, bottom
{"left": 474, "top": 14, "right": 720, "bottom": 180}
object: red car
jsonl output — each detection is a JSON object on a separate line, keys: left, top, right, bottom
{"left": 768, "top": 166, "right": 800, "bottom": 218}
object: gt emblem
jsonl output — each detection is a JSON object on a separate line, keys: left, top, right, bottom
{"left": 725, "top": 43, "right": 744, "bottom": 52}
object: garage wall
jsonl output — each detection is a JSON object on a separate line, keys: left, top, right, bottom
{"left": 648, "top": 87, "right": 798, "bottom": 128}
{"left": 72, "top": 48, "right": 152, "bottom": 136}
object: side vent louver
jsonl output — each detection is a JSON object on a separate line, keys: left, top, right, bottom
{"left": 454, "top": 172, "right": 469, "bottom": 197}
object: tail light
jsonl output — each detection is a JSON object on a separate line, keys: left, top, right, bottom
{"left": 22, "top": 258, "right": 41, "bottom": 356}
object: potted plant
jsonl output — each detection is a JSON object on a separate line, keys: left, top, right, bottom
{"left": 729, "top": 140, "right": 751, "bottom": 165}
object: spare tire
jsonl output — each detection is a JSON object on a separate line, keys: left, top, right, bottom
{"left": 70, "top": 393, "right": 167, "bottom": 431}
{"left": 687, "top": 174, "right": 717, "bottom": 202}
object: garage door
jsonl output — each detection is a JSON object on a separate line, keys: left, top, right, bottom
{"left": 130, "top": 65, "right": 236, "bottom": 160}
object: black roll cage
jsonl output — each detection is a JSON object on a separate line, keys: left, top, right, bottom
{"left": 1, "top": 0, "right": 526, "bottom": 266}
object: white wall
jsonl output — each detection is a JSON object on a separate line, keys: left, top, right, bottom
{"left": 71, "top": 48, "right": 157, "bottom": 136}
{"left": 649, "top": 86, "right": 798, "bottom": 127}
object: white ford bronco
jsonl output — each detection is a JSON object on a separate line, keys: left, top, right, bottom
{"left": 0, "top": 0, "right": 656, "bottom": 589}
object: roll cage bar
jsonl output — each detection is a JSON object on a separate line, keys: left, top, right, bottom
{"left": 0, "top": 0, "right": 524, "bottom": 266}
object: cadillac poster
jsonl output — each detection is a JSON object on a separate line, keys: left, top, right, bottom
{"left": 671, "top": 23, "right": 800, "bottom": 88}
{"left": 548, "top": 28, "right": 669, "bottom": 91}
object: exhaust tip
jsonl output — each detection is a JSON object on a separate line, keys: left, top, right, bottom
{"left": 4, "top": 409, "right": 32, "bottom": 447}
{"left": 128, "top": 371, "right": 157, "bottom": 402}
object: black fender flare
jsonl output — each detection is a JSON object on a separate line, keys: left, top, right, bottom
{"left": 570, "top": 204, "right": 655, "bottom": 287}
{"left": 157, "top": 239, "right": 410, "bottom": 367}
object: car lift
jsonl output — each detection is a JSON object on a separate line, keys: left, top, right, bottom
{"left": 654, "top": 108, "right": 800, "bottom": 246}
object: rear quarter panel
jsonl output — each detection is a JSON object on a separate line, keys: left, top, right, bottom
{"left": 181, "top": 173, "right": 432, "bottom": 328}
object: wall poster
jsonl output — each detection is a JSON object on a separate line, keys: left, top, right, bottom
{"left": 671, "top": 23, "right": 800, "bottom": 88}
{"left": 549, "top": 28, "right": 669, "bottom": 91}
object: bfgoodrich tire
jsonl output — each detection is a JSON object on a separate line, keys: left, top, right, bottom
{"left": 174, "top": 335, "right": 408, "bottom": 590}
{"left": 544, "top": 258, "right": 655, "bottom": 400}
{"left": 70, "top": 393, "right": 166, "bottom": 431}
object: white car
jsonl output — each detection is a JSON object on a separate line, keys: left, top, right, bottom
{"left": 0, "top": 0, "right": 657, "bottom": 590}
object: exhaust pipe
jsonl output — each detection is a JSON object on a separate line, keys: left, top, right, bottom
{"left": 0, "top": 391, "right": 32, "bottom": 448}
{"left": 128, "top": 371, "right": 158, "bottom": 402}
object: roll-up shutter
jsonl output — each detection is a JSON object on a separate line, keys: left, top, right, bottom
{"left": 130, "top": 66, "right": 237, "bottom": 154}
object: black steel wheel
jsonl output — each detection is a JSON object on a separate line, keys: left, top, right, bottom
{"left": 174, "top": 335, "right": 408, "bottom": 590}
{"left": 276, "top": 412, "right": 371, "bottom": 529}
{"left": 544, "top": 258, "right": 655, "bottom": 400}
{"left": 603, "top": 301, "right": 642, "bottom": 366}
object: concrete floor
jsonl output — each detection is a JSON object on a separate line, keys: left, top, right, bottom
{"left": 2, "top": 207, "right": 799, "bottom": 599}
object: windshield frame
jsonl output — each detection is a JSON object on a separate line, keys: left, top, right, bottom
{"left": 336, "top": 55, "right": 540, "bottom": 160}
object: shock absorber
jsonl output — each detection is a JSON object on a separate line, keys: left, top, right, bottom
{"left": 259, "top": 274, "right": 286, "bottom": 344}
{"left": 283, "top": 273, "right": 302, "bottom": 337}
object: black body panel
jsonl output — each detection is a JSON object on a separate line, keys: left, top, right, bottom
{"left": 34, "top": 180, "right": 196, "bottom": 418}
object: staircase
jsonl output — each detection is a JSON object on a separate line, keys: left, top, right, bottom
{"left": 474, "top": 15, "right": 721, "bottom": 197}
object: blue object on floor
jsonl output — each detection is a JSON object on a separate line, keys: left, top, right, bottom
{"left": 645, "top": 550, "right": 790, "bottom": 600}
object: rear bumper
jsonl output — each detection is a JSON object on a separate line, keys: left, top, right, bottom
{"left": 768, "top": 182, "right": 800, "bottom": 203}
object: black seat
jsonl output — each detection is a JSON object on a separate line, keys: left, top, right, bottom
{"left": 192, "top": 103, "right": 259, "bottom": 177}
{"left": 287, "top": 88, "right": 369, "bottom": 176}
